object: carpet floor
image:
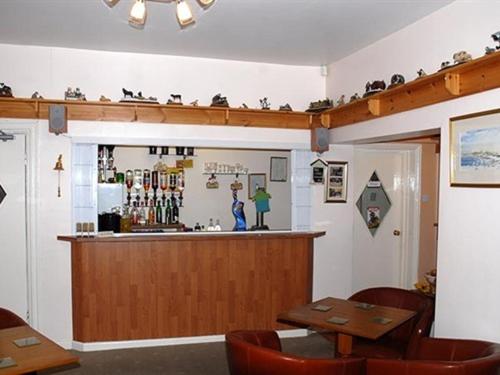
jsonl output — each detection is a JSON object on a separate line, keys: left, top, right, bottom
{"left": 40, "top": 334, "right": 335, "bottom": 375}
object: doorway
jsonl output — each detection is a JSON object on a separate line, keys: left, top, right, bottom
{"left": 352, "top": 144, "right": 421, "bottom": 293}
{"left": 0, "top": 129, "right": 31, "bottom": 321}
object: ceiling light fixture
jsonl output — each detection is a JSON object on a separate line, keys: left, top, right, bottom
{"left": 129, "top": 0, "right": 147, "bottom": 27}
{"left": 103, "top": 0, "right": 215, "bottom": 29}
{"left": 176, "top": 0, "right": 194, "bottom": 26}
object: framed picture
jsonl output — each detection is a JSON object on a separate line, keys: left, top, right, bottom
{"left": 450, "top": 108, "right": 500, "bottom": 186}
{"left": 270, "top": 157, "right": 287, "bottom": 182}
{"left": 248, "top": 173, "right": 266, "bottom": 198}
{"left": 325, "top": 161, "right": 348, "bottom": 203}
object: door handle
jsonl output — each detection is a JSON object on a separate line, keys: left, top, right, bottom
{"left": 393, "top": 229, "right": 401, "bottom": 236}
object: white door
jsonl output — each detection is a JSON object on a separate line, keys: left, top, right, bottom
{"left": 352, "top": 144, "right": 420, "bottom": 293}
{"left": 0, "top": 131, "right": 29, "bottom": 320}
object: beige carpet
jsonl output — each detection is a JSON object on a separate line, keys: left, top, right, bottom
{"left": 40, "top": 334, "right": 335, "bottom": 375}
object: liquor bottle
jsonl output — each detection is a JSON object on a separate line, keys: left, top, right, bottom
{"left": 139, "top": 202, "right": 146, "bottom": 226}
{"left": 194, "top": 222, "right": 201, "bottom": 231}
{"left": 131, "top": 202, "right": 139, "bottom": 225}
{"left": 156, "top": 200, "right": 162, "bottom": 224}
{"left": 172, "top": 196, "right": 179, "bottom": 224}
{"left": 148, "top": 200, "right": 155, "bottom": 225}
{"left": 165, "top": 198, "right": 172, "bottom": 225}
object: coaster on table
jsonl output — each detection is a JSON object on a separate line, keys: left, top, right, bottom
{"left": 355, "top": 302, "right": 375, "bottom": 310}
{"left": 311, "top": 304, "right": 333, "bottom": 312}
{"left": 0, "top": 357, "right": 17, "bottom": 369}
{"left": 371, "top": 316, "right": 393, "bottom": 325}
{"left": 326, "top": 316, "right": 349, "bottom": 325}
{"left": 14, "top": 336, "right": 41, "bottom": 348}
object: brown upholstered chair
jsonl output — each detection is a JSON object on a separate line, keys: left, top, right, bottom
{"left": 345, "top": 287, "right": 434, "bottom": 359}
{"left": 226, "top": 330, "right": 365, "bottom": 375}
{"left": 0, "top": 307, "right": 27, "bottom": 330}
{"left": 367, "top": 337, "right": 500, "bottom": 375}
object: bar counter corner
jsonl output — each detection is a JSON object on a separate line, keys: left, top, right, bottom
{"left": 58, "top": 230, "right": 325, "bottom": 343}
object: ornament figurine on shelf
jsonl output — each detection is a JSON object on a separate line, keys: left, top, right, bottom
{"left": 190, "top": 99, "right": 199, "bottom": 106}
{"left": 485, "top": 46, "right": 496, "bottom": 55}
{"left": 492, "top": 31, "right": 500, "bottom": 49}
{"left": 440, "top": 61, "right": 451, "bottom": 70}
{"left": 231, "top": 189, "right": 246, "bottom": 231}
{"left": 416, "top": 68, "right": 427, "bottom": 79}
{"left": 279, "top": 103, "right": 292, "bottom": 111}
{"left": 336, "top": 95, "right": 346, "bottom": 106}
{"left": 120, "top": 88, "right": 158, "bottom": 103}
{"left": 122, "top": 88, "right": 134, "bottom": 99}
{"left": 306, "top": 98, "right": 333, "bottom": 112}
{"left": 31, "top": 91, "right": 43, "bottom": 99}
{"left": 388, "top": 74, "right": 405, "bottom": 89}
{"left": 349, "top": 93, "right": 360, "bottom": 102}
{"left": 259, "top": 97, "right": 271, "bottom": 110}
{"left": 363, "top": 80, "right": 386, "bottom": 97}
{"left": 0, "top": 83, "right": 13, "bottom": 98}
{"left": 453, "top": 51, "right": 472, "bottom": 65}
{"left": 167, "top": 94, "right": 183, "bottom": 105}
{"left": 99, "top": 95, "right": 111, "bottom": 102}
{"left": 240, "top": 103, "right": 248, "bottom": 109}
{"left": 211, "top": 93, "right": 229, "bottom": 107}
{"left": 65, "top": 87, "right": 86, "bottom": 101}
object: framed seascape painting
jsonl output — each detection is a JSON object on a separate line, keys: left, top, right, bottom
{"left": 325, "top": 161, "right": 348, "bottom": 203}
{"left": 450, "top": 109, "right": 500, "bottom": 186}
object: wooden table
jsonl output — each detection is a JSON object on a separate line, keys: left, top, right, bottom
{"left": 277, "top": 297, "right": 416, "bottom": 356}
{"left": 0, "top": 326, "right": 78, "bottom": 374}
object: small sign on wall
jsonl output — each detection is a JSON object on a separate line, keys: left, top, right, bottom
{"left": 310, "top": 159, "right": 327, "bottom": 184}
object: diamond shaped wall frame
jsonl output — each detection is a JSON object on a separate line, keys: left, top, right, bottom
{"left": 356, "top": 171, "right": 391, "bottom": 236}
{"left": 0, "top": 183, "right": 6, "bottom": 206}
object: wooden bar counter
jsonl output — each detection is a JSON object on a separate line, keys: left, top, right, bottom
{"left": 58, "top": 231, "right": 325, "bottom": 343}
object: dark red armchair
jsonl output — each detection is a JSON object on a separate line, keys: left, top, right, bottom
{"left": 367, "top": 337, "right": 500, "bottom": 375}
{"left": 0, "top": 307, "right": 27, "bottom": 330}
{"left": 226, "top": 330, "right": 365, "bottom": 375}
{"left": 345, "top": 287, "right": 434, "bottom": 359}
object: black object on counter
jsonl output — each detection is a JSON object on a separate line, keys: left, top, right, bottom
{"left": 98, "top": 213, "right": 121, "bottom": 233}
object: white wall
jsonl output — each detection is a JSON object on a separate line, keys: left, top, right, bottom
{"left": 0, "top": 43, "right": 323, "bottom": 111}
{"left": 326, "top": 1, "right": 500, "bottom": 100}
{"left": 0, "top": 44, "right": 324, "bottom": 347}
{"left": 326, "top": 0, "right": 500, "bottom": 343}
{"left": 311, "top": 145, "right": 354, "bottom": 300}
{"left": 113, "top": 146, "right": 291, "bottom": 231}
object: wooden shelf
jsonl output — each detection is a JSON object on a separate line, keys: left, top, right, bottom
{"left": 0, "top": 98, "right": 314, "bottom": 129}
{"left": 323, "top": 50, "right": 500, "bottom": 128}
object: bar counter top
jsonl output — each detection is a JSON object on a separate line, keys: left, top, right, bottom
{"left": 57, "top": 230, "right": 325, "bottom": 243}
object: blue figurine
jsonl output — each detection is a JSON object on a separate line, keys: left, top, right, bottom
{"left": 231, "top": 189, "right": 246, "bottom": 231}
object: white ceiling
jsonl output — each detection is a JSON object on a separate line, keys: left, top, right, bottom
{"left": 0, "top": 0, "right": 453, "bottom": 66}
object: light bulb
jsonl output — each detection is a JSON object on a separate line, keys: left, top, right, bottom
{"left": 176, "top": 0, "right": 194, "bottom": 26}
{"left": 129, "top": 0, "right": 147, "bottom": 26}
{"left": 198, "top": 0, "right": 214, "bottom": 6}
{"left": 103, "top": 0, "right": 120, "bottom": 7}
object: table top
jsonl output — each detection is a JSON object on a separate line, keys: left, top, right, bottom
{"left": 0, "top": 326, "right": 78, "bottom": 375}
{"left": 277, "top": 297, "right": 416, "bottom": 340}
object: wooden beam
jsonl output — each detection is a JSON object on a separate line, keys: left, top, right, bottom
{"left": 445, "top": 73, "right": 461, "bottom": 95}
{"left": 324, "top": 51, "right": 500, "bottom": 128}
{"left": 368, "top": 99, "right": 381, "bottom": 116}
{"left": 0, "top": 99, "right": 313, "bottom": 130}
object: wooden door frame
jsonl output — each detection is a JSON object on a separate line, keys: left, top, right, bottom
{"left": 353, "top": 143, "right": 421, "bottom": 289}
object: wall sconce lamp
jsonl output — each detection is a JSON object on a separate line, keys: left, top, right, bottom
{"left": 53, "top": 154, "right": 64, "bottom": 198}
